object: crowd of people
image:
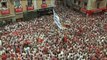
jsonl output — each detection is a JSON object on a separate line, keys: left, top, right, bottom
{"left": 0, "top": 4, "right": 107, "bottom": 60}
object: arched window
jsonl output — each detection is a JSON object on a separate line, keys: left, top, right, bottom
{"left": 0, "top": 0, "right": 8, "bottom": 10}
{"left": 97, "top": 2, "right": 100, "bottom": 8}
{"left": 27, "top": 0, "right": 32, "bottom": 7}
{"left": 1, "top": 2, "right": 7, "bottom": 8}
{"left": 14, "top": 0, "right": 21, "bottom": 8}
{"left": 84, "top": 2, "right": 87, "bottom": 6}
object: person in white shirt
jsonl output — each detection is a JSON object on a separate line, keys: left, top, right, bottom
{"left": 0, "top": 40, "right": 2, "bottom": 46}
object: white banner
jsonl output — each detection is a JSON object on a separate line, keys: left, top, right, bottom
{"left": 53, "top": 9, "right": 62, "bottom": 29}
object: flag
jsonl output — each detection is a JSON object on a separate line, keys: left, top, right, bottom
{"left": 53, "top": 9, "right": 63, "bottom": 29}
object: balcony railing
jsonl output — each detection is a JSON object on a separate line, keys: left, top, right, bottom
{"left": 41, "top": 4, "right": 47, "bottom": 8}
{"left": 0, "top": 9, "right": 10, "bottom": 15}
{"left": 15, "top": 8, "right": 23, "bottom": 13}
{"left": 27, "top": 6, "right": 34, "bottom": 11}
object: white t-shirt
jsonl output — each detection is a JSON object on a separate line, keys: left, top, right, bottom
{"left": 0, "top": 50, "right": 5, "bottom": 55}
{"left": 24, "top": 47, "right": 30, "bottom": 52}
{"left": 0, "top": 40, "right": 2, "bottom": 46}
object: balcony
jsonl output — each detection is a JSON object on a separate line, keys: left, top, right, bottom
{"left": 27, "top": 6, "right": 34, "bottom": 11}
{"left": 41, "top": 4, "right": 47, "bottom": 9}
{"left": 15, "top": 8, "right": 23, "bottom": 13}
{"left": 0, "top": 9, "right": 10, "bottom": 15}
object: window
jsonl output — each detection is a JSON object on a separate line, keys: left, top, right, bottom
{"left": 74, "top": 0, "right": 76, "bottom": 3}
{"left": 84, "top": 2, "right": 87, "bottom": 8}
{"left": 106, "top": 3, "right": 107, "bottom": 7}
{"left": 97, "top": 2, "right": 100, "bottom": 8}
{"left": 27, "top": 0, "right": 33, "bottom": 7}
{"left": 14, "top": 0, "right": 21, "bottom": 8}
{"left": 78, "top": 1, "right": 81, "bottom": 5}
{"left": 1, "top": 2, "right": 7, "bottom": 8}
{"left": 0, "top": 1, "right": 8, "bottom": 10}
